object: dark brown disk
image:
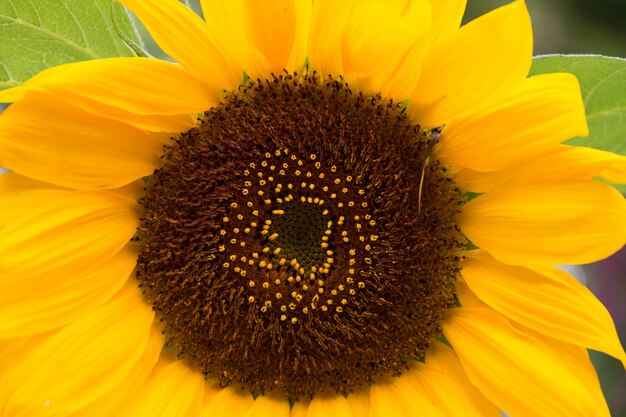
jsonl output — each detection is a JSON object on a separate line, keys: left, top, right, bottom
{"left": 136, "top": 73, "right": 466, "bottom": 399}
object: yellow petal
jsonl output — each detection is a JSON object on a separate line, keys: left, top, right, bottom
{"left": 438, "top": 73, "right": 588, "bottom": 171}
{"left": 0, "top": 180, "right": 137, "bottom": 279}
{"left": 201, "top": 0, "right": 310, "bottom": 79}
{"left": 0, "top": 86, "right": 25, "bottom": 103}
{"left": 201, "top": 386, "right": 254, "bottom": 417}
{"left": 120, "top": 360, "right": 204, "bottom": 417}
{"left": 0, "top": 247, "right": 136, "bottom": 338}
{"left": 309, "top": 0, "right": 431, "bottom": 98}
{"left": 409, "top": 0, "right": 532, "bottom": 127}
{"left": 0, "top": 284, "right": 155, "bottom": 417}
{"left": 291, "top": 399, "right": 310, "bottom": 417}
{"left": 462, "top": 250, "right": 626, "bottom": 365}
{"left": 307, "top": 394, "right": 354, "bottom": 417}
{"left": 346, "top": 387, "right": 370, "bottom": 417}
{"left": 118, "top": 0, "right": 241, "bottom": 90}
{"left": 426, "top": 341, "right": 501, "bottom": 417}
{"left": 244, "top": 393, "right": 290, "bottom": 417}
{"left": 460, "top": 180, "right": 626, "bottom": 265}
{"left": 375, "top": 0, "right": 467, "bottom": 99}
{"left": 454, "top": 145, "right": 626, "bottom": 193}
{"left": 16, "top": 57, "right": 217, "bottom": 132}
{"left": 369, "top": 381, "right": 410, "bottom": 417}
{"left": 405, "top": 361, "right": 501, "bottom": 417}
{"left": 443, "top": 306, "right": 611, "bottom": 417}
{"left": 340, "top": 0, "right": 432, "bottom": 97}
{"left": 0, "top": 93, "right": 163, "bottom": 190}
{"left": 72, "top": 324, "right": 164, "bottom": 417}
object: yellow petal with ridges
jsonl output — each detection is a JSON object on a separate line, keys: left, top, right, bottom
{"left": 244, "top": 393, "right": 289, "bottom": 417}
{"left": 120, "top": 359, "right": 204, "bottom": 417}
{"left": 201, "top": 386, "right": 254, "bottom": 417}
{"left": 405, "top": 361, "right": 500, "bottom": 417}
{"left": 309, "top": 0, "right": 431, "bottom": 98}
{"left": 0, "top": 181, "right": 137, "bottom": 279}
{"left": 0, "top": 284, "right": 155, "bottom": 417}
{"left": 426, "top": 341, "right": 501, "bottom": 417}
{"left": 340, "top": 0, "right": 431, "bottom": 97}
{"left": 462, "top": 250, "right": 626, "bottom": 366}
{"left": 460, "top": 180, "right": 626, "bottom": 265}
{"left": 307, "top": 394, "right": 354, "bottom": 417}
{"left": 370, "top": 374, "right": 447, "bottom": 417}
{"left": 346, "top": 387, "right": 370, "bottom": 417}
{"left": 374, "top": 0, "right": 467, "bottom": 99}
{"left": 118, "top": 0, "right": 241, "bottom": 90}
{"left": 0, "top": 247, "right": 135, "bottom": 338}
{"left": 0, "top": 94, "right": 163, "bottom": 190}
{"left": 201, "top": 0, "right": 310, "bottom": 79}
{"left": 72, "top": 324, "right": 164, "bottom": 417}
{"left": 409, "top": 0, "right": 532, "bottom": 128}
{"left": 443, "top": 307, "right": 611, "bottom": 417}
{"left": 438, "top": 73, "right": 588, "bottom": 172}
{"left": 15, "top": 58, "right": 218, "bottom": 132}
{"left": 0, "top": 86, "right": 25, "bottom": 103}
{"left": 454, "top": 145, "right": 626, "bottom": 193}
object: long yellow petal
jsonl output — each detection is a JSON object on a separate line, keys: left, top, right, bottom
{"left": 462, "top": 250, "right": 626, "bottom": 365}
{"left": 0, "top": 94, "right": 163, "bottom": 190}
{"left": 460, "top": 180, "right": 626, "bottom": 265}
{"left": 425, "top": 341, "right": 501, "bottom": 417}
{"left": 0, "top": 247, "right": 135, "bottom": 338}
{"left": 0, "top": 284, "right": 155, "bottom": 417}
{"left": 119, "top": 360, "right": 204, "bottom": 417}
{"left": 438, "top": 73, "right": 588, "bottom": 171}
{"left": 443, "top": 307, "right": 611, "bottom": 417}
{"left": 15, "top": 58, "right": 218, "bottom": 132}
{"left": 201, "top": 0, "right": 310, "bottom": 79}
{"left": 409, "top": 0, "right": 532, "bottom": 128}
{"left": 72, "top": 324, "right": 164, "bottom": 417}
{"left": 118, "top": 0, "right": 241, "bottom": 90}
{"left": 244, "top": 393, "right": 289, "bottom": 417}
{"left": 309, "top": 0, "right": 431, "bottom": 98}
{"left": 454, "top": 145, "right": 626, "bottom": 193}
{"left": 201, "top": 386, "right": 254, "bottom": 417}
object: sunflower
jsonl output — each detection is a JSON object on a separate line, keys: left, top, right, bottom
{"left": 1, "top": 0, "right": 625, "bottom": 416}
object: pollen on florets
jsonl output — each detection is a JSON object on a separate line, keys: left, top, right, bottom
{"left": 136, "top": 72, "right": 466, "bottom": 399}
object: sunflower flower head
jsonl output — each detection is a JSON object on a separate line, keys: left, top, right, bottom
{"left": 0, "top": 0, "right": 625, "bottom": 416}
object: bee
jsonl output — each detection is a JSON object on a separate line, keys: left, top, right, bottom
{"left": 418, "top": 126, "right": 443, "bottom": 215}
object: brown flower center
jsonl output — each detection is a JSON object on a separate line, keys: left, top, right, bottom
{"left": 136, "top": 73, "right": 466, "bottom": 399}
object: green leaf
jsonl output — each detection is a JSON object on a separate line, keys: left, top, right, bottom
{"left": 0, "top": 0, "right": 139, "bottom": 89}
{"left": 530, "top": 55, "right": 626, "bottom": 193}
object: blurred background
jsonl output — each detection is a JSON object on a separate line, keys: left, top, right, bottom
{"left": 465, "top": 1, "right": 626, "bottom": 415}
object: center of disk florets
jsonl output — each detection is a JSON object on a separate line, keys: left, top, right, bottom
{"left": 137, "top": 73, "right": 466, "bottom": 399}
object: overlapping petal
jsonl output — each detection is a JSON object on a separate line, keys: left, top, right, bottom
{"left": 0, "top": 93, "right": 164, "bottom": 190}
{"left": 201, "top": 0, "right": 310, "bottom": 79}
{"left": 119, "top": 359, "right": 204, "bottom": 417}
{"left": 443, "top": 306, "right": 611, "bottom": 417}
{"left": 118, "top": 0, "right": 242, "bottom": 90}
{"left": 460, "top": 180, "right": 626, "bottom": 265}
{"left": 437, "top": 73, "right": 588, "bottom": 172}
{"left": 409, "top": 0, "right": 532, "bottom": 127}
{"left": 0, "top": 284, "right": 155, "bottom": 417}
{"left": 8, "top": 58, "right": 217, "bottom": 132}
{"left": 462, "top": 250, "right": 626, "bottom": 365}
{"left": 0, "top": 175, "right": 139, "bottom": 337}
{"left": 309, "top": 0, "right": 431, "bottom": 97}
